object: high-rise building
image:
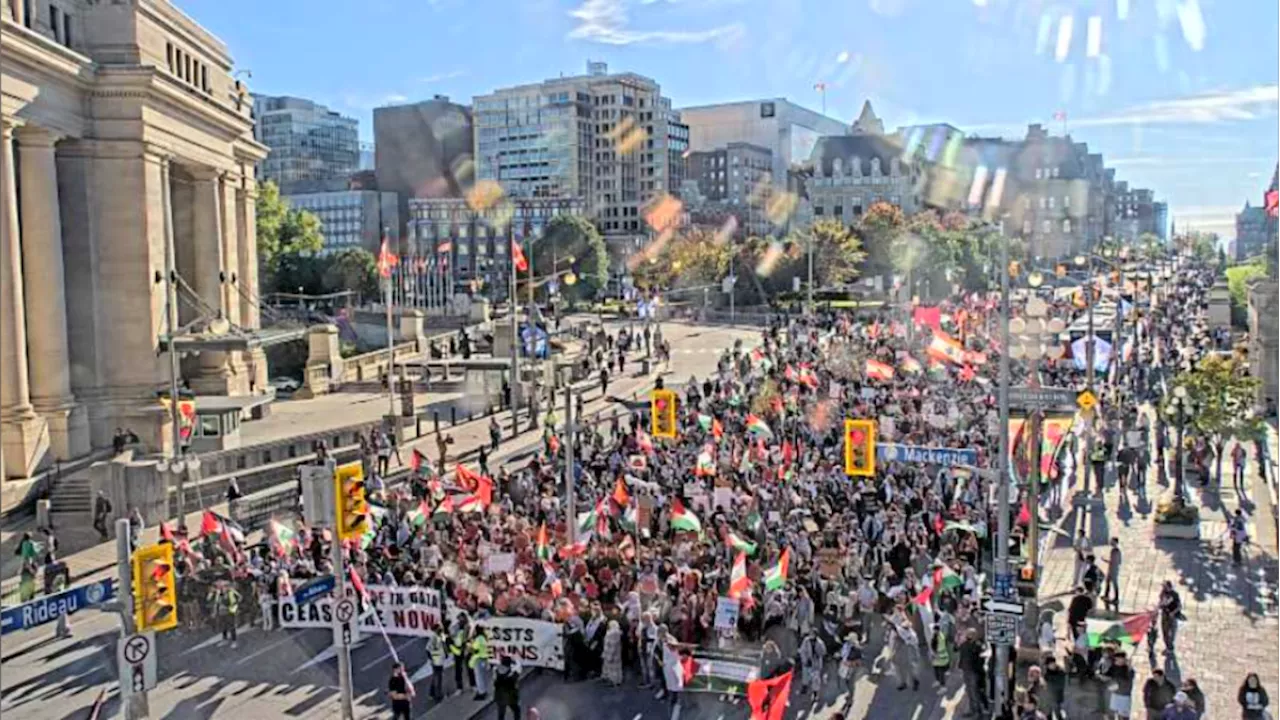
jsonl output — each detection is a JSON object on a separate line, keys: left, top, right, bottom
{"left": 473, "top": 62, "right": 684, "bottom": 237}
{"left": 1153, "top": 201, "right": 1168, "bottom": 242}
{"left": 373, "top": 96, "right": 475, "bottom": 244}
{"left": 285, "top": 181, "right": 399, "bottom": 256}
{"left": 680, "top": 98, "right": 848, "bottom": 186}
{"left": 684, "top": 142, "right": 773, "bottom": 235}
{"left": 253, "top": 95, "right": 359, "bottom": 190}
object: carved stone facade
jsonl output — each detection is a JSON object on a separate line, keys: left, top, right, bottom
{"left": 2, "top": 0, "right": 267, "bottom": 482}
{"left": 1247, "top": 278, "right": 1278, "bottom": 411}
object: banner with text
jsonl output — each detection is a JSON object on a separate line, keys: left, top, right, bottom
{"left": 278, "top": 584, "right": 445, "bottom": 636}
{"left": 473, "top": 617, "right": 565, "bottom": 670}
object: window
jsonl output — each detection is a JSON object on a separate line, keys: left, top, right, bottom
{"left": 49, "top": 6, "right": 59, "bottom": 42}
{"left": 199, "top": 415, "right": 220, "bottom": 437}
{"left": 1048, "top": 197, "right": 1055, "bottom": 209}
{"left": 833, "top": 205, "right": 843, "bottom": 217}
{"left": 1023, "top": 220, "right": 1032, "bottom": 234}
{"left": 1062, "top": 219, "right": 1072, "bottom": 232}
{"left": 1041, "top": 220, "right": 1051, "bottom": 233}
{"left": 1063, "top": 195, "right": 1070, "bottom": 208}
{"left": 814, "top": 206, "right": 824, "bottom": 216}
{"left": 1039, "top": 197, "right": 1046, "bottom": 209}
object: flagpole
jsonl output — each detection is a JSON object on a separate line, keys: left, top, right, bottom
{"left": 510, "top": 228, "right": 521, "bottom": 438}
{"left": 383, "top": 233, "right": 396, "bottom": 420}
{"left": 565, "top": 382, "right": 576, "bottom": 545}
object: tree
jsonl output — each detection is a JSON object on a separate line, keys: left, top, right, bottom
{"left": 257, "top": 181, "right": 324, "bottom": 293}
{"left": 529, "top": 214, "right": 607, "bottom": 303}
{"left": 631, "top": 228, "right": 731, "bottom": 292}
{"left": 322, "top": 248, "right": 379, "bottom": 298}
{"left": 855, "top": 201, "right": 905, "bottom": 283}
{"left": 1166, "top": 354, "right": 1264, "bottom": 486}
{"left": 793, "top": 218, "right": 866, "bottom": 288}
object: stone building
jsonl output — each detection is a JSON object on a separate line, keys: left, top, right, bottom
{"left": 684, "top": 142, "right": 772, "bottom": 236}
{"left": 2, "top": 0, "right": 267, "bottom": 482}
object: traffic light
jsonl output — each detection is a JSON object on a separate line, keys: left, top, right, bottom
{"left": 1017, "top": 564, "right": 1038, "bottom": 598}
{"left": 1007, "top": 260, "right": 1021, "bottom": 278}
{"left": 843, "top": 419, "right": 877, "bottom": 477}
{"left": 133, "top": 543, "right": 177, "bottom": 632}
{"left": 1055, "top": 264, "right": 1067, "bottom": 278}
{"left": 651, "top": 389, "right": 678, "bottom": 439}
{"left": 334, "top": 461, "right": 369, "bottom": 541}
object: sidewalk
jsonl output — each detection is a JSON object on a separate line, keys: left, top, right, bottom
{"left": 1039, "top": 437, "right": 1280, "bottom": 717}
{"left": 0, "top": 362, "right": 660, "bottom": 606}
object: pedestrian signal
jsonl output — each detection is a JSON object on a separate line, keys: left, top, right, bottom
{"left": 651, "top": 389, "right": 678, "bottom": 439}
{"left": 844, "top": 419, "right": 876, "bottom": 477}
{"left": 1008, "top": 260, "right": 1021, "bottom": 277}
{"left": 334, "top": 461, "right": 369, "bottom": 541}
{"left": 1055, "top": 264, "right": 1067, "bottom": 278}
{"left": 133, "top": 543, "right": 177, "bottom": 632}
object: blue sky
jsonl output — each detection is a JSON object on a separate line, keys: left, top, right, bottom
{"left": 186, "top": 0, "right": 1278, "bottom": 239}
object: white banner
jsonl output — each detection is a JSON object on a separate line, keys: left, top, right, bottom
{"left": 474, "top": 617, "right": 565, "bottom": 670}
{"left": 278, "top": 584, "right": 446, "bottom": 636}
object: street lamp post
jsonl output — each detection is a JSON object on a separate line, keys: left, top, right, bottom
{"left": 1170, "top": 385, "right": 1194, "bottom": 502}
{"left": 994, "top": 233, "right": 1013, "bottom": 713}
{"left": 1074, "top": 252, "right": 1099, "bottom": 500}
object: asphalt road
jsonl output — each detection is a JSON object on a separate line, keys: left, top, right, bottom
{"left": 0, "top": 319, "right": 760, "bottom": 720}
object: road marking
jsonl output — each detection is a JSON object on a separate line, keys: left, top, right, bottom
{"left": 359, "top": 637, "right": 417, "bottom": 672}
{"left": 235, "top": 634, "right": 302, "bottom": 667}
{"left": 408, "top": 662, "right": 435, "bottom": 684}
{"left": 290, "top": 636, "right": 368, "bottom": 675}
{"left": 180, "top": 634, "right": 225, "bottom": 656}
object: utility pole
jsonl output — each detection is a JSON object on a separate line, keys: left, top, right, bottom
{"left": 1084, "top": 265, "right": 1098, "bottom": 499}
{"left": 116, "top": 519, "right": 150, "bottom": 720}
{"left": 994, "top": 233, "right": 1013, "bottom": 713}
{"left": 331, "top": 524, "right": 356, "bottom": 720}
{"left": 564, "top": 383, "right": 576, "bottom": 545}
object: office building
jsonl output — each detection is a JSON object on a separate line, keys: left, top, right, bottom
{"left": 374, "top": 96, "right": 475, "bottom": 240}
{"left": 680, "top": 98, "right": 848, "bottom": 186}
{"left": 473, "top": 62, "right": 685, "bottom": 238}
{"left": 253, "top": 95, "right": 359, "bottom": 190}
{"left": 285, "top": 183, "right": 400, "bottom": 255}
{"left": 1153, "top": 201, "right": 1168, "bottom": 242}
{"left": 2, "top": 0, "right": 266, "bottom": 482}
{"left": 684, "top": 142, "right": 772, "bottom": 236}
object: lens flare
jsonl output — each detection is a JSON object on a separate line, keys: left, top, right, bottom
{"left": 766, "top": 192, "right": 798, "bottom": 226}
{"left": 1055, "top": 14, "right": 1074, "bottom": 63}
{"left": 644, "top": 193, "right": 683, "bottom": 233}
{"left": 466, "top": 179, "right": 505, "bottom": 213}
{"left": 755, "top": 241, "right": 785, "bottom": 277}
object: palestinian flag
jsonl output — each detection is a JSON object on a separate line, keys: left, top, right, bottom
{"left": 1086, "top": 612, "right": 1155, "bottom": 648}
{"left": 536, "top": 522, "right": 551, "bottom": 561}
{"left": 865, "top": 358, "right": 895, "bottom": 381}
{"left": 900, "top": 354, "right": 923, "bottom": 374}
{"left": 763, "top": 548, "right": 790, "bottom": 591}
{"left": 927, "top": 330, "right": 966, "bottom": 365}
{"left": 410, "top": 449, "right": 429, "bottom": 474}
{"left": 620, "top": 504, "right": 639, "bottom": 532}
{"left": 695, "top": 451, "right": 717, "bottom": 477}
{"left": 618, "top": 534, "right": 636, "bottom": 560}
{"left": 433, "top": 495, "right": 455, "bottom": 521}
{"left": 747, "top": 669, "right": 794, "bottom": 720}
{"left": 933, "top": 565, "right": 963, "bottom": 593}
{"left": 268, "top": 519, "right": 298, "bottom": 558}
{"left": 452, "top": 493, "right": 484, "bottom": 514}
{"left": 558, "top": 532, "right": 592, "bottom": 559}
{"left": 670, "top": 499, "right": 703, "bottom": 535}
{"left": 728, "top": 552, "right": 751, "bottom": 599}
{"left": 200, "top": 510, "right": 245, "bottom": 545}
{"left": 612, "top": 477, "right": 630, "bottom": 508}
{"left": 698, "top": 414, "right": 715, "bottom": 432}
{"left": 454, "top": 464, "right": 492, "bottom": 495}
{"left": 797, "top": 367, "right": 819, "bottom": 389}
{"left": 911, "top": 584, "right": 935, "bottom": 607}
{"left": 725, "top": 530, "right": 757, "bottom": 556}
{"left": 745, "top": 414, "right": 772, "bottom": 439}
{"left": 405, "top": 500, "right": 431, "bottom": 527}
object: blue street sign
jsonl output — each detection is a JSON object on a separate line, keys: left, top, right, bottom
{"left": 1, "top": 577, "right": 116, "bottom": 636}
{"left": 993, "top": 572, "right": 1015, "bottom": 601}
{"left": 877, "top": 443, "right": 979, "bottom": 468}
{"left": 293, "top": 575, "right": 335, "bottom": 606}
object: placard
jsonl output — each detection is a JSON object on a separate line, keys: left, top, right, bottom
{"left": 278, "top": 584, "right": 444, "bottom": 636}
{"left": 713, "top": 487, "right": 733, "bottom": 511}
{"left": 485, "top": 552, "right": 516, "bottom": 576}
{"left": 817, "top": 548, "right": 844, "bottom": 579}
{"left": 715, "top": 597, "right": 740, "bottom": 630}
{"left": 637, "top": 496, "right": 654, "bottom": 529}
{"left": 473, "top": 617, "right": 565, "bottom": 670}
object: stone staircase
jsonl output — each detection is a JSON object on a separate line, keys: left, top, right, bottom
{"left": 49, "top": 472, "right": 92, "bottom": 517}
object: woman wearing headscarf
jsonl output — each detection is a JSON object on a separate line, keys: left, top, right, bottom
{"left": 601, "top": 620, "right": 623, "bottom": 686}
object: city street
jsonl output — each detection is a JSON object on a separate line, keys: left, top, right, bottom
{"left": 0, "top": 319, "right": 757, "bottom": 720}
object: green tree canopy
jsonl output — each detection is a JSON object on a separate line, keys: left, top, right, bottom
{"left": 528, "top": 214, "right": 608, "bottom": 302}
{"left": 855, "top": 201, "right": 905, "bottom": 280}
{"left": 631, "top": 227, "right": 731, "bottom": 292}
{"left": 322, "top": 248, "right": 379, "bottom": 298}
{"left": 257, "top": 180, "right": 324, "bottom": 293}
{"left": 1166, "top": 353, "right": 1263, "bottom": 483}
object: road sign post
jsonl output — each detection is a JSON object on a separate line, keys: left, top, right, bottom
{"left": 1008, "top": 386, "right": 1077, "bottom": 412}
{"left": 117, "top": 631, "right": 157, "bottom": 698}
{"left": 115, "top": 518, "right": 149, "bottom": 720}
{"left": 0, "top": 577, "right": 116, "bottom": 636}
{"left": 331, "top": 522, "right": 356, "bottom": 720}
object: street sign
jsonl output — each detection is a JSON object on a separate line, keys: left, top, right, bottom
{"left": 982, "top": 598, "right": 1026, "bottom": 616}
{"left": 985, "top": 613, "right": 1019, "bottom": 646}
{"left": 294, "top": 575, "right": 336, "bottom": 606}
{"left": 117, "top": 630, "right": 157, "bottom": 697}
{"left": 1, "top": 577, "right": 116, "bottom": 636}
{"left": 877, "top": 443, "right": 979, "bottom": 468}
{"left": 1076, "top": 389, "right": 1098, "bottom": 411}
{"left": 334, "top": 598, "right": 356, "bottom": 624}
{"left": 992, "top": 572, "right": 1015, "bottom": 601}
{"left": 1009, "top": 386, "right": 1077, "bottom": 412}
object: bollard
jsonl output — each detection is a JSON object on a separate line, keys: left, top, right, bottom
{"left": 36, "top": 499, "right": 51, "bottom": 531}
{"left": 450, "top": 407, "right": 457, "bottom": 426}
{"left": 416, "top": 416, "right": 422, "bottom": 437}
{"left": 433, "top": 411, "right": 440, "bottom": 434}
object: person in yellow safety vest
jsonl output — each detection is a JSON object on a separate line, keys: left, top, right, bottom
{"left": 423, "top": 627, "right": 446, "bottom": 702}
{"left": 469, "top": 627, "right": 492, "bottom": 701}
{"left": 449, "top": 614, "right": 471, "bottom": 695}
{"left": 930, "top": 624, "right": 951, "bottom": 689}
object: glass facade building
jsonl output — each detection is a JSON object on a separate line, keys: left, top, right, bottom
{"left": 253, "top": 95, "right": 360, "bottom": 188}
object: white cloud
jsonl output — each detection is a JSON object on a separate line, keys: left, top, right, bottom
{"left": 568, "top": 0, "right": 744, "bottom": 46}
{"left": 418, "top": 70, "right": 468, "bottom": 84}
{"left": 383, "top": 94, "right": 409, "bottom": 104}
{"left": 836, "top": 50, "right": 850, "bottom": 64}
{"left": 1107, "top": 155, "right": 1263, "bottom": 168}
{"left": 1173, "top": 204, "right": 1239, "bottom": 237}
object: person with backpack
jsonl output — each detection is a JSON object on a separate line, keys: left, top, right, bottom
{"left": 1158, "top": 581, "right": 1183, "bottom": 655}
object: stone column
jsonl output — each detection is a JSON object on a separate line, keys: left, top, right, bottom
{"left": 237, "top": 180, "right": 268, "bottom": 392}
{"left": 187, "top": 168, "right": 233, "bottom": 394}
{"left": 0, "top": 119, "right": 49, "bottom": 479}
{"left": 15, "top": 127, "right": 90, "bottom": 460}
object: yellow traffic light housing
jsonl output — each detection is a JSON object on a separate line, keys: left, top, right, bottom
{"left": 335, "top": 461, "right": 369, "bottom": 541}
{"left": 133, "top": 543, "right": 178, "bottom": 632}
{"left": 844, "top": 419, "right": 877, "bottom": 477}
{"left": 651, "top": 389, "right": 678, "bottom": 439}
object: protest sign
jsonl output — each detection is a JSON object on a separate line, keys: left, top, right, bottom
{"left": 817, "top": 548, "right": 844, "bottom": 579}
{"left": 713, "top": 487, "right": 733, "bottom": 511}
{"left": 278, "top": 584, "right": 445, "bottom": 636}
{"left": 474, "top": 617, "right": 565, "bottom": 670}
{"left": 684, "top": 648, "right": 761, "bottom": 695}
{"left": 485, "top": 552, "right": 515, "bottom": 576}
{"left": 636, "top": 496, "right": 654, "bottom": 528}
{"left": 715, "top": 597, "right": 740, "bottom": 630}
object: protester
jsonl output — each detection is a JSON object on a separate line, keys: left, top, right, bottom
{"left": 1143, "top": 668, "right": 1177, "bottom": 720}
{"left": 387, "top": 661, "right": 413, "bottom": 720}
{"left": 494, "top": 656, "right": 522, "bottom": 720}
{"left": 1239, "top": 673, "right": 1271, "bottom": 720}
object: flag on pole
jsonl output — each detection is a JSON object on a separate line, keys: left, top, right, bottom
{"left": 410, "top": 449, "right": 429, "bottom": 474}
{"left": 612, "top": 477, "right": 630, "bottom": 508}
{"left": 268, "top": 519, "right": 298, "bottom": 557}
{"left": 927, "top": 330, "right": 966, "bottom": 365}
{"left": 536, "top": 523, "right": 551, "bottom": 561}
{"left": 763, "top": 548, "right": 790, "bottom": 590}
{"left": 745, "top": 414, "right": 773, "bottom": 439}
{"left": 695, "top": 451, "right": 716, "bottom": 477}
{"left": 377, "top": 237, "right": 399, "bottom": 279}
{"left": 670, "top": 499, "right": 703, "bottom": 535}
{"left": 512, "top": 240, "right": 529, "bottom": 272}
{"left": 433, "top": 495, "right": 455, "bottom": 521}
{"left": 728, "top": 552, "right": 751, "bottom": 599}
{"left": 405, "top": 500, "right": 431, "bottom": 528}
{"left": 200, "top": 510, "right": 245, "bottom": 545}
{"left": 865, "top": 358, "right": 895, "bottom": 381}
{"left": 725, "top": 530, "right": 757, "bottom": 556}
{"left": 1085, "top": 612, "right": 1156, "bottom": 648}
{"left": 453, "top": 493, "right": 484, "bottom": 514}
